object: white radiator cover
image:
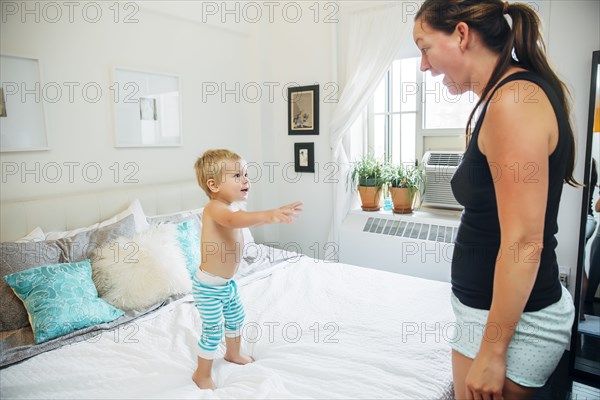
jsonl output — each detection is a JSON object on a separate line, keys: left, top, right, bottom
{"left": 339, "top": 209, "right": 461, "bottom": 283}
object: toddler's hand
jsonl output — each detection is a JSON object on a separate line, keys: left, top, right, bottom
{"left": 270, "top": 202, "right": 303, "bottom": 223}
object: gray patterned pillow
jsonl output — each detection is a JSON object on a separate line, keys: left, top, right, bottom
{"left": 60, "top": 214, "right": 137, "bottom": 262}
{"left": 0, "top": 241, "right": 66, "bottom": 331}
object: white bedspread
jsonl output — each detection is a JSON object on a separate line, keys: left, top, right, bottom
{"left": 0, "top": 259, "right": 454, "bottom": 399}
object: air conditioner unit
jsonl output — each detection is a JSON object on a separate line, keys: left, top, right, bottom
{"left": 421, "top": 151, "right": 464, "bottom": 210}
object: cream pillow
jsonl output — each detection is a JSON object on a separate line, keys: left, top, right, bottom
{"left": 91, "top": 224, "right": 190, "bottom": 312}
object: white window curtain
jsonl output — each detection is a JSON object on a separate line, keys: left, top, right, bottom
{"left": 328, "top": 3, "right": 413, "bottom": 244}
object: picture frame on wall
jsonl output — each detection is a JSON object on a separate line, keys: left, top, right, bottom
{"left": 0, "top": 54, "right": 49, "bottom": 152}
{"left": 294, "top": 142, "right": 315, "bottom": 173}
{"left": 288, "top": 84, "right": 319, "bottom": 135}
{"left": 112, "top": 67, "right": 182, "bottom": 147}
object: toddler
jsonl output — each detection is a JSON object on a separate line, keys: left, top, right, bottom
{"left": 191, "top": 149, "right": 302, "bottom": 389}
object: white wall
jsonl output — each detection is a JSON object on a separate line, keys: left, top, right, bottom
{"left": 0, "top": 2, "right": 260, "bottom": 203}
{"left": 250, "top": 2, "right": 335, "bottom": 257}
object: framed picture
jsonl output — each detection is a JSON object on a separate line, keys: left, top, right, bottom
{"left": 0, "top": 55, "right": 49, "bottom": 152}
{"left": 112, "top": 67, "right": 182, "bottom": 147}
{"left": 294, "top": 142, "right": 315, "bottom": 173}
{"left": 288, "top": 84, "right": 319, "bottom": 135}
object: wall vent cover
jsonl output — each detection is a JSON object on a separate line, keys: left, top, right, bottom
{"left": 362, "top": 217, "right": 457, "bottom": 243}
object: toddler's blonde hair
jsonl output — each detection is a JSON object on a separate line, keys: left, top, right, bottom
{"left": 194, "top": 149, "right": 242, "bottom": 198}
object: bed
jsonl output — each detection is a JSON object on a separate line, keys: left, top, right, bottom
{"left": 0, "top": 182, "right": 454, "bottom": 399}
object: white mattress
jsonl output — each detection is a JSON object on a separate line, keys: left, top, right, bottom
{"left": 0, "top": 258, "right": 454, "bottom": 399}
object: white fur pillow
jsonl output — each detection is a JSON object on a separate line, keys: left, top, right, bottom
{"left": 91, "top": 224, "right": 191, "bottom": 312}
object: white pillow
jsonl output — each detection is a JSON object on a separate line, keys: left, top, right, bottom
{"left": 45, "top": 199, "right": 149, "bottom": 240}
{"left": 99, "top": 199, "right": 149, "bottom": 232}
{"left": 146, "top": 208, "right": 203, "bottom": 225}
{"left": 91, "top": 224, "right": 191, "bottom": 312}
{"left": 14, "top": 227, "right": 45, "bottom": 243}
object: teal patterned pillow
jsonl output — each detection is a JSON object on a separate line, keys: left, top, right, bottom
{"left": 3, "top": 260, "right": 124, "bottom": 344}
{"left": 176, "top": 219, "right": 201, "bottom": 278}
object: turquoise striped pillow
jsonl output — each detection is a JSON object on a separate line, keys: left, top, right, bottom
{"left": 3, "top": 260, "right": 124, "bottom": 344}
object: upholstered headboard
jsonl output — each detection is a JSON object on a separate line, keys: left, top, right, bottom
{"left": 0, "top": 181, "right": 206, "bottom": 242}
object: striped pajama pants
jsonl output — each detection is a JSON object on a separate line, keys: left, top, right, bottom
{"left": 192, "top": 271, "right": 245, "bottom": 360}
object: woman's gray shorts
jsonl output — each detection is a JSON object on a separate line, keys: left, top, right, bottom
{"left": 449, "top": 284, "right": 574, "bottom": 388}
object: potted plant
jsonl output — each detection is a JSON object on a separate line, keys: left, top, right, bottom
{"left": 384, "top": 161, "right": 426, "bottom": 214}
{"left": 348, "top": 153, "right": 385, "bottom": 211}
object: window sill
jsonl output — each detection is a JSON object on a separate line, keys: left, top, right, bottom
{"left": 349, "top": 205, "right": 462, "bottom": 225}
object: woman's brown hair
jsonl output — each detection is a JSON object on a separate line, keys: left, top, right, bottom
{"left": 416, "top": 0, "right": 578, "bottom": 186}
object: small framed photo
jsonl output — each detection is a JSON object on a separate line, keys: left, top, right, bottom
{"left": 294, "top": 142, "right": 315, "bottom": 173}
{"left": 288, "top": 84, "right": 319, "bottom": 135}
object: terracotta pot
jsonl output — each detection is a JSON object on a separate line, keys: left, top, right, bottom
{"left": 390, "top": 187, "right": 417, "bottom": 214}
{"left": 358, "top": 185, "right": 382, "bottom": 211}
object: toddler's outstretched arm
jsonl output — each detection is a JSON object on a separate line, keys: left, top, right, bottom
{"left": 208, "top": 201, "right": 303, "bottom": 228}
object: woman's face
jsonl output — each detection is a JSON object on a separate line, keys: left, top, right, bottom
{"left": 413, "top": 18, "right": 468, "bottom": 95}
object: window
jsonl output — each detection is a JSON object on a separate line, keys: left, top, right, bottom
{"left": 366, "top": 57, "right": 477, "bottom": 165}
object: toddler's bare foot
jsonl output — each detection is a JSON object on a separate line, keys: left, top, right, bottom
{"left": 224, "top": 353, "right": 254, "bottom": 365}
{"left": 192, "top": 371, "right": 215, "bottom": 390}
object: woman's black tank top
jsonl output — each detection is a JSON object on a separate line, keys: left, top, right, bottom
{"left": 450, "top": 71, "right": 570, "bottom": 312}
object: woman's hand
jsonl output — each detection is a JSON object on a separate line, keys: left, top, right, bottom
{"left": 465, "top": 349, "right": 506, "bottom": 400}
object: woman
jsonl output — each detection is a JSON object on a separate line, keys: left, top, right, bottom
{"left": 412, "top": 1, "right": 577, "bottom": 398}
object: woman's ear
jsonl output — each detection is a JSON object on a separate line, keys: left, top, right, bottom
{"left": 207, "top": 179, "right": 219, "bottom": 193}
{"left": 455, "top": 21, "right": 470, "bottom": 49}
